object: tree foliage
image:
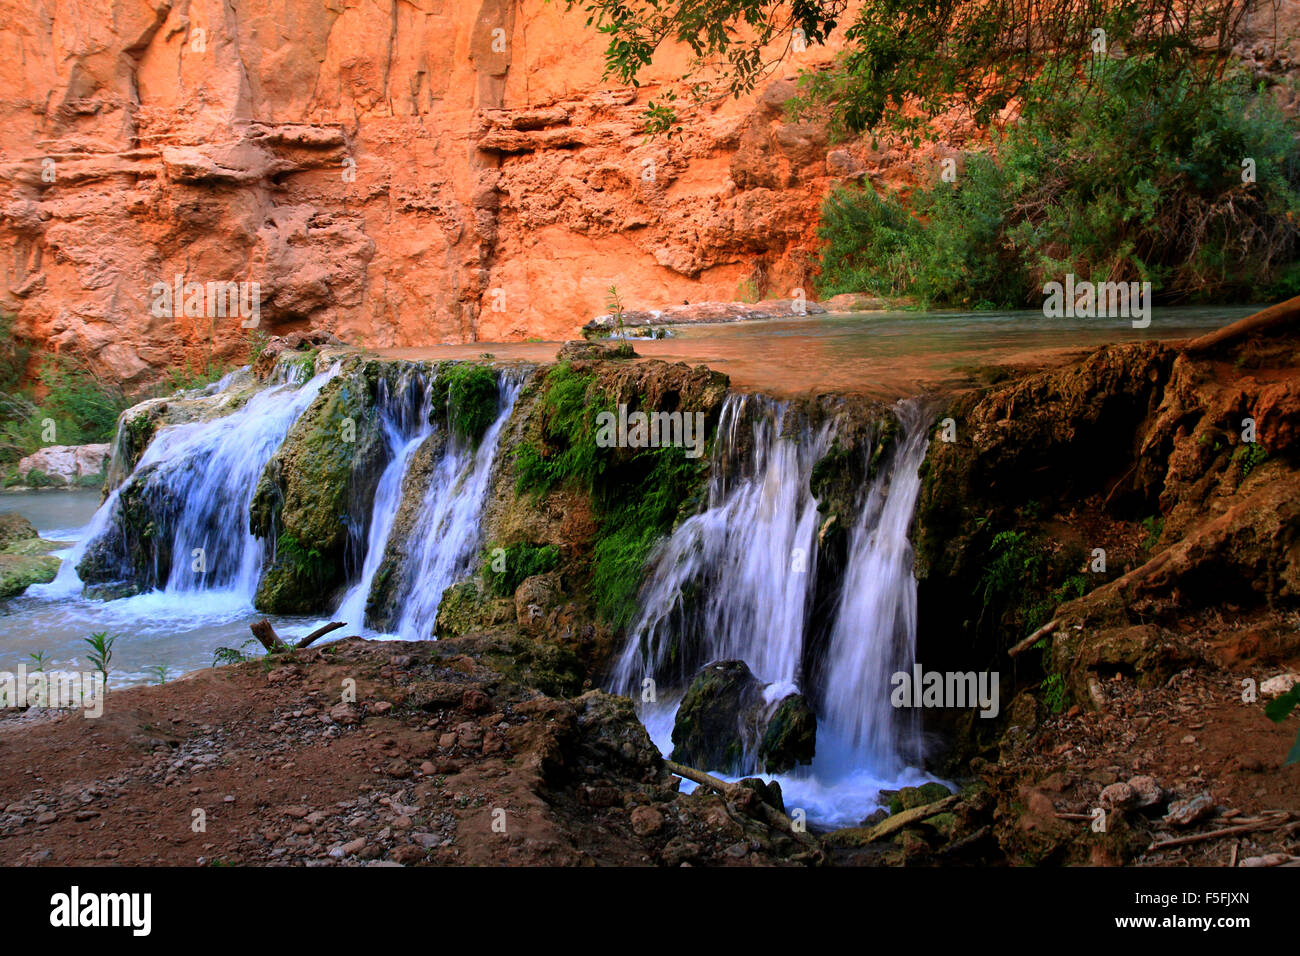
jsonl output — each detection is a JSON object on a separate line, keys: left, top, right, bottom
{"left": 566, "top": 0, "right": 1264, "bottom": 137}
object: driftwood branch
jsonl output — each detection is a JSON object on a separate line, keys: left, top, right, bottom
{"left": 862, "top": 795, "right": 959, "bottom": 843}
{"left": 1181, "top": 294, "right": 1300, "bottom": 354}
{"left": 1009, "top": 619, "right": 1058, "bottom": 658}
{"left": 297, "top": 621, "right": 345, "bottom": 648}
{"left": 1147, "top": 817, "right": 1287, "bottom": 852}
{"left": 664, "top": 759, "right": 818, "bottom": 848}
{"left": 249, "top": 619, "right": 345, "bottom": 654}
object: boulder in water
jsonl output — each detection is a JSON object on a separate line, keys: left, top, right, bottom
{"left": 670, "top": 660, "right": 816, "bottom": 774}
{"left": 0, "top": 512, "right": 61, "bottom": 599}
{"left": 0, "top": 513, "right": 39, "bottom": 550}
{"left": 759, "top": 693, "right": 817, "bottom": 773}
{"left": 251, "top": 369, "right": 387, "bottom": 613}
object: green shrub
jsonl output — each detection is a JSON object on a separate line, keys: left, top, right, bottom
{"left": 817, "top": 59, "right": 1300, "bottom": 307}
{"left": 817, "top": 186, "right": 927, "bottom": 298}
{"left": 0, "top": 348, "right": 134, "bottom": 465}
{"left": 24, "top": 468, "right": 54, "bottom": 488}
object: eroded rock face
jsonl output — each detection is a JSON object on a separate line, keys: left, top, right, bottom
{"left": 0, "top": 0, "right": 895, "bottom": 384}
{"left": 4, "top": 2, "right": 1297, "bottom": 385}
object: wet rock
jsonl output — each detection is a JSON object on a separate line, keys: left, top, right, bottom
{"left": 758, "top": 693, "right": 817, "bottom": 773}
{"left": 894, "top": 782, "right": 954, "bottom": 812}
{"left": 575, "top": 690, "right": 662, "bottom": 774}
{"left": 671, "top": 661, "right": 818, "bottom": 774}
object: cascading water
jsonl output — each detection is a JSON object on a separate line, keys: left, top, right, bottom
{"left": 64, "top": 365, "right": 337, "bottom": 601}
{"left": 385, "top": 375, "right": 524, "bottom": 641}
{"left": 610, "top": 393, "right": 833, "bottom": 694}
{"left": 332, "top": 370, "right": 435, "bottom": 634}
{"left": 819, "top": 400, "right": 930, "bottom": 773}
{"left": 609, "top": 395, "right": 937, "bottom": 825}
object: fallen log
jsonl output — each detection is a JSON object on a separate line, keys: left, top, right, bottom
{"left": 862, "top": 795, "right": 959, "bottom": 844}
{"left": 249, "top": 619, "right": 345, "bottom": 654}
{"left": 664, "top": 759, "right": 819, "bottom": 848}
{"left": 1181, "top": 294, "right": 1300, "bottom": 354}
{"left": 1009, "top": 619, "right": 1058, "bottom": 658}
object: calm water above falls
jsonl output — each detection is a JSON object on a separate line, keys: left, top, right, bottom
{"left": 382, "top": 305, "right": 1256, "bottom": 398}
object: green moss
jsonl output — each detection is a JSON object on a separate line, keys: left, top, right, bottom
{"left": 483, "top": 542, "right": 560, "bottom": 597}
{"left": 251, "top": 370, "right": 385, "bottom": 614}
{"left": 0, "top": 553, "right": 60, "bottom": 599}
{"left": 590, "top": 445, "right": 705, "bottom": 628}
{"left": 513, "top": 362, "right": 711, "bottom": 629}
{"left": 432, "top": 364, "right": 500, "bottom": 445}
{"left": 514, "top": 362, "right": 606, "bottom": 495}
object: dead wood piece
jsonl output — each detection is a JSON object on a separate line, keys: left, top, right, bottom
{"left": 1009, "top": 619, "right": 1058, "bottom": 658}
{"left": 665, "top": 759, "right": 819, "bottom": 848}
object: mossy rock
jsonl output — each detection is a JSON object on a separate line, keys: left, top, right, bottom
{"left": 251, "top": 370, "right": 386, "bottom": 613}
{"left": 76, "top": 463, "right": 175, "bottom": 592}
{"left": 0, "top": 513, "right": 39, "bottom": 551}
{"left": 433, "top": 580, "right": 514, "bottom": 639}
{"left": 0, "top": 553, "right": 60, "bottom": 599}
{"left": 896, "top": 781, "right": 954, "bottom": 810}
{"left": 671, "top": 660, "right": 816, "bottom": 775}
{"left": 758, "top": 694, "right": 817, "bottom": 773}
{"left": 4, "top": 536, "right": 68, "bottom": 556}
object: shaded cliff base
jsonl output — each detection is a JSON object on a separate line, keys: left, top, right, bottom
{"left": 903, "top": 300, "right": 1300, "bottom": 865}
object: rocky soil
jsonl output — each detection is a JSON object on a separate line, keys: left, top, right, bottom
{"left": 0, "top": 637, "right": 819, "bottom": 867}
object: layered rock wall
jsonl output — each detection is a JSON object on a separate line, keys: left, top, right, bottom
{"left": 0, "top": 0, "right": 869, "bottom": 382}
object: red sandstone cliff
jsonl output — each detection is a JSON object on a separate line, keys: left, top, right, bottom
{"left": 1, "top": 0, "right": 1295, "bottom": 383}
{"left": 0, "top": 0, "right": 876, "bottom": 381}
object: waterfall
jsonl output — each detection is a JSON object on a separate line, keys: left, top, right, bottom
{"left": 610, "top": 394, "right": 933, "bottom": 800}
{"left": 819, "top": 400, "right": 930, "bottom": 773}
{"left": 610, "top": 393, "right": 834, "bottom": 694}
{"left": 332, "top": 369, "right": 435, "bottom": 633}
{"left": 69, "top": 366, "right": 337, "bottom": 599}
{"left": 385, "top": 374, "right": 524, "bottom": 641}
